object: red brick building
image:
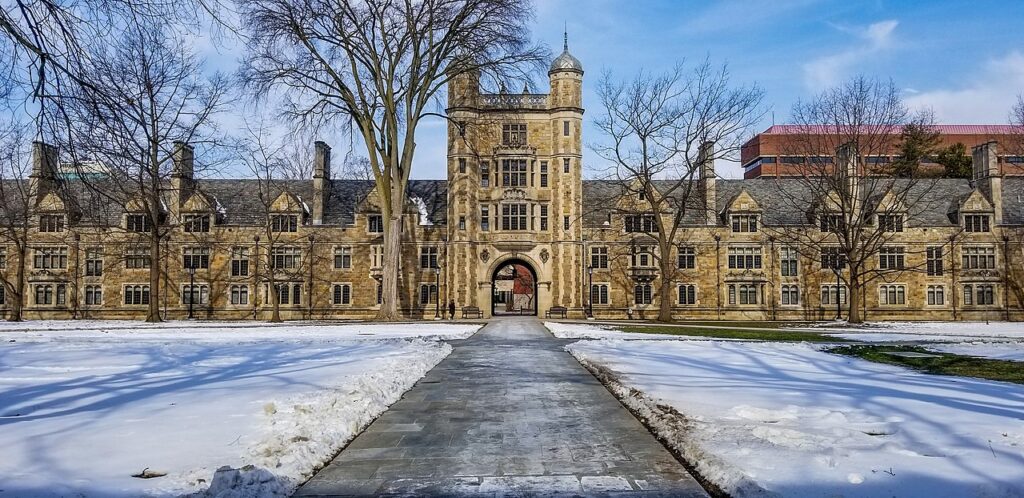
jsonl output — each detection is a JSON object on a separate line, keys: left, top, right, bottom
{"left": 741, "top": 125, "right": 1024, "bottom": 178}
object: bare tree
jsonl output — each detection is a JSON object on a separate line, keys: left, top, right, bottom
{"left": 0, "top": 117, "right": 33, "bottom": 321}
{"left": 767, "top": 77, "right": 942, "bottom": 323}
{"left": 238, "top": 0, "right": 546, "bottom": 320}
{"left": 1012, "top": 95, "right": 1024, "bottom": 156}
{"left": 61, "top": 19, "right": 228, "bottom": 322}
{"left": 591, "top": 61, "right": 764, "bottom": 322}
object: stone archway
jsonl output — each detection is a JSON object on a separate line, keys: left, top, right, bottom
{"left": 490, "top": 258, "right": 538, "bottom": 316}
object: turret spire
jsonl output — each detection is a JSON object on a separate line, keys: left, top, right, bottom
{"left": 563, "top": 23, "right": 568, "bottom": 51}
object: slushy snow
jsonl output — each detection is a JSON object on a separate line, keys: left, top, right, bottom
{"left": 566, "top": 338, "right": 1024, "bottom": 498}
{"left": 0, "top": 322, "right": 475, "bottom": 497}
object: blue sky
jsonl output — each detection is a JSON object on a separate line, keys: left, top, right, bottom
{"left": 203, "top": 0, "right": 1024, "bottom": 179}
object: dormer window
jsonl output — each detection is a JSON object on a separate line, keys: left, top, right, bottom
{"left": 126, "top": 214, "right": 151, "bottom": 232}
{"left": 39, "top": 214, "right": 64, "bottom": 233}
{"left": 731, "top": 214, "right": 758, "bottom": 233}
{"left": 964, "top": 214, "right": 990, "bottom": 233}
{"left": 367, "top": 214, "right": 383, "bottom": 233}
{"left": 271, "top": 214, "right": 298, "bottom": 233}
{"left": 878, "top": 214, "right": 904, "bottom": 233}
{"left": 820, "top": 214, "right": 844, "bottom": 233}
{"left": 183, "top": 214, "right": 210, "bottom": 233}
{"left": 624, "top": 214, "right": 657, "bottom": 233}
{"left": 502, "top": 123, "right": 527, "bottom": 146}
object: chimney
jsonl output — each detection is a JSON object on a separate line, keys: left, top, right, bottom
{"left": 972, "top": 141, "right": 1002, "bottom": 224}
{"left": 698, "top": 141, "right": 716, "bottom": 225}
{"left": 836, "top": 142, "right": 860, "bottom": 211}
{"left": 312, "top": 141, "right": 332, "bottom": 225}
{"left": 170, "top": 142, "right": 195, "bottom": 217}
{"left": 30, "top": 141, "right": 59, "bottom": 200}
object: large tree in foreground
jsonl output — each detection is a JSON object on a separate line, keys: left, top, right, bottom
{"left": 769, "top": 77, "right": 941, "bottom": 323}
{"left": 591, "top": 61, "right": 764, "bottom": 322}
{"left": 238, "top": 0, "right": 546, "bottom": 320}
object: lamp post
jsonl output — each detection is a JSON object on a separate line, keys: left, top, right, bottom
{"left": 587, "top": 265, "right": 594, "bottom": 318}
{"left": 186, "top": 265, "right": 196, "bottom": 319}
{"left": 434, "top": 265, "right": 441, "bottom": 319}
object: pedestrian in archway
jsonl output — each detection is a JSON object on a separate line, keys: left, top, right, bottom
{"left": 448, "top": 300, "right": 456, "bottom": 320}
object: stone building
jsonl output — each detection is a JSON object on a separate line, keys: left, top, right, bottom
{"left": 3, "top": 41, "right": 1023, "bottom": 321}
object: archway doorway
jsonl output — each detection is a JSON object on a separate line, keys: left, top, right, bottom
{"left": 491, "top": 259, "right": 537, "bottom": 316}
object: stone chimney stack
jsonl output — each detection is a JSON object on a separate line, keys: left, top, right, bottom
{"left": 972, "top": 141, "right": 1003, "bottom": 224}
{"left": 171, "top": 141, "right": 195, "bottom": 216}
{"left": 30, "top": 141, "right": 59, "bottom": 200}
{"left": 312, "top": 141, "right": 332, "bottom": 225}
{"left": 836, "top": 141, "right": 860, "bottom": 212}
{"left": 698, "top": 141, "right": 716, "bottom": 225}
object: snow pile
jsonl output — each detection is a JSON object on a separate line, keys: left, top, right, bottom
{"left": 0, "top": 330, "right": 454, "bottom": 497}
{"left": 929, "top": 342, "right": 1024, "bottom": 361}
{"left": 566, "top": 339, "right": 1024, "bottom": 498}
{"left": 0, "top": 321, "right": 481, "bottom": 342}
{"left": 544, "top": 321, "right": 740, "bottom": 340}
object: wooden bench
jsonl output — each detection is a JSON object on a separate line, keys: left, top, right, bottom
{"left": 462, "top": 306, "right": 483, "bottom": 319}
{"left": 545, "top": 306, "right": 568, "bottom": 319}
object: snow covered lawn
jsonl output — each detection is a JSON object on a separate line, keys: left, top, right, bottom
{"left": 548, "top": 321, "right": 741, "bottom": 340}
{"left": 809, "top": 321, "right": 1024, "bottom": 343}
{"left": 0, "top": 320, "right": 481, "bottom": 341}
{"left": 566, "top": 339, "right": 1024, "bottom": 498}
{"left": 929, "top": 342, "right": 1024, "bottom": 362}
{"left": 0, "top": 322, "right": 473, "bottom": 497}
{"left": 544, "top": 321, "right": 698, "bottom": 340}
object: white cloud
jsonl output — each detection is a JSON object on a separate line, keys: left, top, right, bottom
{"left": 802, "top": 20, "right": 898, "bottom": 91}
{"left": 904, "top": 51, "right": 1024, "bottom": 123}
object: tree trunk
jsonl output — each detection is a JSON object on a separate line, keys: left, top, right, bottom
{"left": 847, "top": 275, "right": 863, "bottom": 323}
{"left": 268, "top": 261, "right": 281, "bottom": 322}
{"left": 9, "top": 245, "right": 26, "bottom": 322}
{"left": 657, "top": 276, "right": 673, "bottom": 322}
{"left": 376, "top": 214, "right": 403, "bottom": 321}
{"left": 146, "top": 231, "right": 162, "bottom": 322}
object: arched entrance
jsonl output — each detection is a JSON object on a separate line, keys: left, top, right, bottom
{"left": 491, "top": 259, "right": 538, "bottom": 316}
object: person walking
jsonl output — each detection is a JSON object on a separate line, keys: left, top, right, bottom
{"left": 448, "top": 300, "right": 456, "bottom": 320}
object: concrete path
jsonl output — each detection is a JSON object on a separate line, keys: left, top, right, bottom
{"left": 295, "top": 317, "right": 707, "bottom": 497}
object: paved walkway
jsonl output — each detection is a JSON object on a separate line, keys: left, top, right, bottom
{"left": 295, "top": 317, "right": 706, "bottom": 497}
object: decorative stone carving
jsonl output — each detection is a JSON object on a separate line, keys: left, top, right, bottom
{"left": 540, "top": 249, "right": 549, "bottom": 263}
{"left": 480, "top": 249, "right": 490, "bottom": 262}
{"left": 501, "top": 188, "right": 527, "bottom": 201}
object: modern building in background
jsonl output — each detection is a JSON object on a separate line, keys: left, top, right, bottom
{"left": 4, "top": 43, "right": 1024, "bottom": 321}
{"left": 742, "top": 124, "right": 1024, "bottom": 178}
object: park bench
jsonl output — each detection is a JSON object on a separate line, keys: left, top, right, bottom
{"left": 545, "top": 306, "right": 568, "bottom": 319}
{"left": 462, "top": 306, "right": 483, "bottom": 319}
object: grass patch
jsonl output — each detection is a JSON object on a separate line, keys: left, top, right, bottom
{"left": 617, "top": 325, "right": 845, "bottom": 343}
{"left": 828, "top": 345, "right": 1024, "bottom": 384}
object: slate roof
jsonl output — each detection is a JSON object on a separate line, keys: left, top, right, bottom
{"left": 581, "top": 177, "right": 1009, "bottom": 228}
{"left": 3, "top": 174, "right": 1019, "bottom": 229}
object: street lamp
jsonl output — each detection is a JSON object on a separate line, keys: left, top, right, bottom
{"left": 434, "top": 265, "right": 441, "bottom": 319}
{"left": 186, "top": 264, "right": 196, "bottom": 319}
{"left": 588, "top": 265, "right": 596, "bottom": 317}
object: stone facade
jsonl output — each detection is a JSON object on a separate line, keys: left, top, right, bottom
{"left": 4, "top": 45, "right": 1023, "bottom": 322}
